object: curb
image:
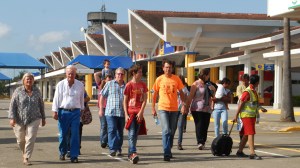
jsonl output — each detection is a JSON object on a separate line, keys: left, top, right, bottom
{"left": 278, "top": 126, "right": 300, "bottom": 132}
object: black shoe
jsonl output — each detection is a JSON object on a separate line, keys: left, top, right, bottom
{"left": 101, "top": 143, "right": 107, "bottom": 148}
{"left": 66, "top": 151, "right": 70, "bottom": 158}
{"left": 177, "top": 144, "right": 183, "bottom": 150}
{"left": 71, "top": 157, "right": 79, "bottom": 163}
{"left": 110, "top": 151, "right": 116, "bottom": 157}
{"left": 236, "top": 151, "right": 249, "bottom": 157}
{"left": 249, "top": 154, "right": 262, "bottom": 160}
{"left": 163, "top": 156, "right": 170, "bottom": 161}
{"left": 59, "top": 154, "right": 65, "bottom": 161}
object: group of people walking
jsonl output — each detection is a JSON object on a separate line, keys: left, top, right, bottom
{"left": 7, "top": 59, "right": 267, "bottom": 166}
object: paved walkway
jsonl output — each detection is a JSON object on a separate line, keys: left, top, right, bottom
{"left": 1, "top": 99, "right": 300, "bottom": 168}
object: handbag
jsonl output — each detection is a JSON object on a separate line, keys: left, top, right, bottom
{"left": 81, "top": 105, "right": 92, "bottom": 125}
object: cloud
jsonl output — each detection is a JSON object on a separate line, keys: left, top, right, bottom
{"left": 29, "top": 31, "right": 70, "bottom": 51}
{"left": 0, "top": 22, "right": 11, "bottom": 38}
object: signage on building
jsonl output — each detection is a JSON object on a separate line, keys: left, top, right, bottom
{"left": 256, "top": 64, "right": 264, "bottom": 71}
{"left": 164, "top": 42, "right": 174, "bottom": 54}
{"left": 264, "top": 64, "right": 274, "bottom": 71}
{"left": 289, "top": 0, "right": 300, "bottom": 9}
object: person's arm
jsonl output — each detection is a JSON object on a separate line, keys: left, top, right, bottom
{"left": 84, "top": 91, "right": 90, "bottom": 103}
{"left": 123, "top": 94, "right": 129, "bottom": 121}
{"left": 52, "top": 83, "right": 60, "bottom": 120}
{"left": 186, "top": 83, "right": 197, "bottom": 112}
{"left": 152, "top": 90, "right": 158, "bottom": 116}
{"left": 179, "top": 89, "right": 187, "bottom": 114}
{"left": 233, "top": 100, "right": 246, "bottom": 123}
{"left": 8, "top": 89, "right": 18, "bottom": 127}
{"left": 94, "top": 71, "right": 102, "bottom": 86}
{"left": 137, "top": 92, "right": 148, "bottom": 121}
{"left": 38, "top": 89, "right": 46, "bottom": 126}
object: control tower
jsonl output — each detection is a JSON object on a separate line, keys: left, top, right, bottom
{"left": 86, "top": 4, "right": 117, "bottom": 34}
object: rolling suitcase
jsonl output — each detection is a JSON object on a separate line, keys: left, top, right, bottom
{"left": 211, "top": 122, "right": 235, "bottom": 156}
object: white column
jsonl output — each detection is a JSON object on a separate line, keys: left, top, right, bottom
{"left": 219, "top": 66, "right": 226, "bottom": 80}
{"left": 244, "top": 59, "right": 252, "bottom": 75}
{"left": 42, "top": 80, "right": 48, "bottom": 101}
{"left": 38, "top": 80, "right": 43, "bottom": 92}
{"left": 48, "top": 80, "right": 53, "bottom": 102}
{"left": 273, "top": 59, "right": 282, "bottom": 109}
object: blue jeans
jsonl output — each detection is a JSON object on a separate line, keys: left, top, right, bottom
{"left": 159, "top": 110, "right": 179, "bottom": 157}
{"left": 128, "top": 118, "right": 140, "bottom": 156}
{"left": 213, "top": 109, "right": 228, "bottom": 137}
{"left": 105, "top": 116, "right": 125, "bottom": 153}
{"left": 58, "top": 109, "right": 80, "bottom": 158}
{"left": 99, "top": 108, "right": 108, "bottom": 145}
{"left": 177, "top": 112, "right": 187, "bottom": 144}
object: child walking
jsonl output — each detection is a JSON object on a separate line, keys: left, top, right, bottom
{"left": 123, "top": 64, "right": 148, "bottom": 164}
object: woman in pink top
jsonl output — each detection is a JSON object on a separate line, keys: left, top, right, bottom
{"left": 186, "top": 68, "right": 216, "bottom": 150}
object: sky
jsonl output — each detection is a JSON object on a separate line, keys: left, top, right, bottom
{"left": 0, "top": 0, "right": 267, "bottom": 77}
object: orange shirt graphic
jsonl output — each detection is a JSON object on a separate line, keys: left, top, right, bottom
{"left": 153, "top": 75, "right": 184, "bottom": 111}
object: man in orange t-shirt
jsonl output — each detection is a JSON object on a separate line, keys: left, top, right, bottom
{"left": 152, "top": 59, "right": 187, "bottom": 162}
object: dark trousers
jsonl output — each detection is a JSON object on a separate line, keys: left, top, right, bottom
{"left": 191, "top": 111, "right": 211, "bottom": 145}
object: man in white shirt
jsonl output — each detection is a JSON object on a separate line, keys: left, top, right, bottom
{"left": 52, "top": 65, "right": 85, "bottom": 163}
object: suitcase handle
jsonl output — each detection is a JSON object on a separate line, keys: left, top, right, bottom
{"left": 228, "top": 121, "right": 235, "bottom": 136}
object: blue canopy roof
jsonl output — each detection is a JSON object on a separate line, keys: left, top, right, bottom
{"left": 0, "top": 72, "right": 10, "bottom": 80}
{"left": 68, "top": 55, "right": 133, "bottom": 69}
{"left": 0, "top": 52, "right": 47, "bottom": 69}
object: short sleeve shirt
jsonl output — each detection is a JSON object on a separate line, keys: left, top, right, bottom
{"left": 153, "top": 74, "right": 184, "bottom": 111}
{"left": 124, "top": 81, "right": 148, "bottom": 113}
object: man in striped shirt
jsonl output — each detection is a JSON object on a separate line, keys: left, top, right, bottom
{"left": 99, "top": 67, "right": 126, "bottom": 156}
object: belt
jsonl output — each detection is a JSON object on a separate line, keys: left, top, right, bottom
{"left": 59, "top": 108, "right": 80, "bottom": 111}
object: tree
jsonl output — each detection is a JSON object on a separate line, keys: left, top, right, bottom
{"left": 281, "top": 17, "right": 295, "bottom": 122}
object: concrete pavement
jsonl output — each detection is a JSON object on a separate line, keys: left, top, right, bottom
{"left": 1, "top": 99, "right": 300, "bottom": 168}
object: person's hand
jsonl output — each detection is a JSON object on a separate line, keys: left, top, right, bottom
{"left": 137, "top": 112, "right": 144, "bottom": 122}
{"left": 211, "top": 97, "right": 217, "bottom": 102}
{"left": 99, "top": 109, "right": 104, "bottom": 117}
{"left": 125, "top": 115, "right": 129, "bottom": 122}
{"left": 232, "top": 117, "right": 237, "bottom": 123}
{"left": 53, "top": 112, "right": 58, "bottom": 120}
{"left": 152, "top": 108, "right": 157, "bottom": 117}
{"left": 9, "top": 119, "right": 16, "bottom": 127}
{"left": 41, "top": 119, "right": 46, "bottom": 127}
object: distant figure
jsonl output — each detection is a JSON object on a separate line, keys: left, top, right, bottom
{"left": 52, "top": 65, "right": 85, "bottom": 163}
{"left": 233, "top": 74, "right": 267, "bottom": 160}
{"left": 176, "top": 75, "right": 189, "bottom": 150}
{"left": 152, "top": 59, "right": 187, "bottom": 162}
{"left": 8, "top": 73, "right": 46, "bottom": 166}
{"left": 236, "top": 74, "right": 249, "bottom": 99}
{"left": 101, "top": 59, "right": 113, "bottom": 80}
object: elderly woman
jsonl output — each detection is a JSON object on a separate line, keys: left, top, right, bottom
{"left": 8, "top": 73, "right": 46, "bottom": 166}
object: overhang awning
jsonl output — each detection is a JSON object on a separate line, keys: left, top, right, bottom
{"left": 0, "top": 53, "right": 47, "bottom": 69}
{"left": 0, "top": 72, "right": 11, "bottom": 80}
{"left": 68, "top": 55, "right": 133, "bottom": 69}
